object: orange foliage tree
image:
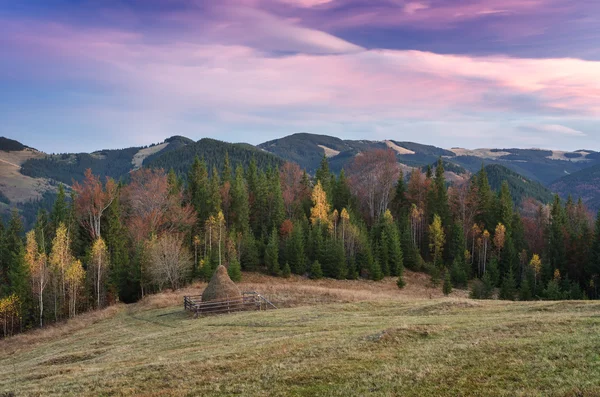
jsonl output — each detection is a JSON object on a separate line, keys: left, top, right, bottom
{"left": 72, "top": 168, "right": 118, "bottom": 240}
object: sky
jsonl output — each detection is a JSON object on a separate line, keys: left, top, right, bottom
{"left": 1, "top": 0, "right": 599, "bottom": 153}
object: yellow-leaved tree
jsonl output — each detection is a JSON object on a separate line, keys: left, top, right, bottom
{"left": 429, "top": 214, "right": 446, "bottom": 268}
{"left": 65, "top": 259, "right": 85, "bottom": 318}
{"left": 310, "top": 181, "right": 331, "bottom": 229}
{"left": 26, "top": 230, "right": 48, "bottom": 328}
{"left": 49, "top": 223, "right": 72, "bottom": 317}
{"left": 90, "top": 238, "right": 109, "bottom": 309}
{"left": 530, "top": 254, "right": 542, "bottom": 290}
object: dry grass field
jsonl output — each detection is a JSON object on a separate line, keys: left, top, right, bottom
{"left": 1, "top": 271, "right": 599, "bottom": 397}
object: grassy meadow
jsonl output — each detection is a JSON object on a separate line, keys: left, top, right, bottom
{"left": 1, "top": 272, "right": 599, "bottom": 397}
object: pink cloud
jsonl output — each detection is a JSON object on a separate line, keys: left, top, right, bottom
{"left": 4, "top": 17, "right": 600, "bottom": 118}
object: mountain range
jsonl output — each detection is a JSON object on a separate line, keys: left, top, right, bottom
{"left": 1, "top": 133, "right": 599, "bottom": 225}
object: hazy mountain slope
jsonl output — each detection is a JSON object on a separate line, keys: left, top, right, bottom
{"left": 146, "top": 138, "right": 284, "bottom": 176}
{"left": 0, "top": 145, "right": 55, "bottom": 204}
{"left": 450, "top": 149, "right": 599, "bottom": 185}
{"left": 258, "top": 134, "right": 599, "bottom": 185}
{"left": 0, "top": 137, "right": 32, "bottom": 152}
{"left": 477, "top": 164, "right": 554, "bottom": 204}
{"left": 550, "top": 164, "right": 600, "bottom": 211}
{"left": 258, "top": 133, "right": 366, "bottom": 173}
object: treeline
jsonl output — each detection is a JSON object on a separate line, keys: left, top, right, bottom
{"left": 1, "top": 148, "right": 600, "bottom": 338}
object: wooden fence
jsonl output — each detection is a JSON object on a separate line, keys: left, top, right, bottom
{"left": 184, "top": 291, "right": 277, "bottom": 317}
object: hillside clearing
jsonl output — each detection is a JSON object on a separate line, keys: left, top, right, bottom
{"left": 0, "top": 149, "right": 55, "bottom": 203}
{"left": 1, "top": 274, "right": 599, "bottom": 397}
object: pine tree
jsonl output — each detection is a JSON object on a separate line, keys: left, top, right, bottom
{"left": 499, "top": 268, "right": 517, "bottom": 300}
{"left": 231, "top": 165, "right": 250, "bottom": 234}
{"left": 239, "top": 232, "right": 258, "bottom": 272}
{"left": 267, "top": 167, "right": 285, "bottom": 232}
{"left": 315, "top": 154, "right": 332, "bottom": 200}
{"left": 287, "top": 222, "right": 306, "bottom": 274}
{"left": 5, "top": 210, "right": 29, "bottom": 300}
{"left": 519, "top": 277, "right": 533, "bottom": 301}
{"left": 586, "top": 212, "right": 600, "bottom": 291}
{"left": 282, "top": 262, "right": 291, "bottom": 278}
{"left": 310, "top": 260, "right": 323, "bottom": 279}
{"left": 105, "top": 192, "right": 136, "bottom": 303}
{"left": 167, "top": 168, "right": 182, "bottom": 197}
{"left": 333, "top": 169, "right": 351, "bottom": 212}
{"left": 265, "top": 228, "right": 280, "bottom": 276}
{"left": 50, "top": 184, "right": 69, "bottom": 233}
{"left": 547, "top": 195, "right": 567, "bottom": 282}
{"left": 433, "top": 158, "right": 450, "bottom": 226}
{"left": 476, "top": 165, "right": 495, "bottom": 230}
{"left": 222, "top": 152, "right": 232, "bottom": 185}
{"left": 188, "top": 156, "right": 210, "bottom": 225}
{"left": 450, "top": 257, "right": 468, "bottom": 288}
{"left": 228, "top": 257, "right": 242, "bottom": 282}
{"left": 209, "top": 167, "right": 222, "bottom": 216}
{"left": 443, "top": 270, "right": 453, "bottom": 296}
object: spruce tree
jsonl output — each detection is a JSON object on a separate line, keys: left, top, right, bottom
{"left": 50, "top": 184, "right": 69, "bottom": 233}
{"left": 222, "top": 152, "right": 232, "bottom": 185}
{"left": 265, "top": 228, "right": 280, "bottom": 276}
{"left": 450, "top": 257, "right": 468, "bottom": 288}
{"left": 519, "top": 277, "right": 533, "bottom": 301}
{"left": 188, "top": 156, "right": 210, "bottom": 225}
{"left": 499, "top": 268, "right": 517, "bottom": 300}
{"left": 443, "top": 270, "right": 453, "bottom": 296}
{"left": 208, "top": 167, "right": 222, "bottom": 216}
{"left": 586, "top": 212, "right": 600, "bottom": 291}
{"left": 267, "top": 167, "right": 285, "bottom": 232}
{"left": 310, "top": 260, "right": 323, "bottom": 279}
{"left": 228, "top": 257, "right": 242, "bottom": 282}
{"left": 282, "top": 262, "right": 291, "bottom": 278}
{"left": 240, "top": 233, "right": 259, "bottom": 271}
{"left": 315, "top": 154, "right": 332, "bottom": 200}
{"left": 286, "top": 222, "right": 306, "bottom": 274}
{"left": 231, "top": 165, "right": 250, "bottom": 235}
{"left": 333, "top": 169, "right": 351, "bottom": 213}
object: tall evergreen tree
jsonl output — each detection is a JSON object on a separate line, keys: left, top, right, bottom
{"left": 267, "top": 167, "right": 285, "bottom": 233}
{"left": 231, "top": 165, "right": 250, "bottom": 235}
{"left": 333, "top": 169, "right": 351, "bottom": 213}
{"left": 265, "top": 228, "right": 280, "bottom": 275}
{"left": 188, "top": 156, "right": 210, "bottom": 225}
{"left": 315, "top": 154, "right": 332, "bottom": 200}
{"left": 208, "top": 166, "right": 222, "bottom": 216}
{"left": 104, "top": 191, "right": 137, "bottom": 303}
{"left": 286, "top": 222, "right": 306, "bottom": 274}
{"left": 50, "top": 184, "right": 69, "bottom": 234}
{"left": 547, "top": 195, "right": 567, "bottom": 282}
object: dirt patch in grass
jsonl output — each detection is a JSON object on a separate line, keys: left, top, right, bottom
{"left": 42, "top": 349, "right": 106, "bottom": 366}
{"left": 365, "top": 326, "right": 437, "bottom": 343}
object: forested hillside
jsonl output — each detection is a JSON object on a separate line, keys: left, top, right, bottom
{"left": 0, "top": 137, "right": 30, "bottom": 152}
{"left": 551, "top": 164, "right": 600, "bottom": 211}
{"left": 2, "top": 145, "right": 600, "bottom": 340}
{"left": 146, "top": 138, "right": 283, "bottom": 176}
{"left": 476, "top": 164, "right": 554, "bottom": 204}
{"left": 20, "top": 147, "right": 143, "bottom": 184}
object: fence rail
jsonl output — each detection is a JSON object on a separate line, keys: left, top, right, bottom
{"left": 184, "top": 291, "right": 277, "bottom": 317}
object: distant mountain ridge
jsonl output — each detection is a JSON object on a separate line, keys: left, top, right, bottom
{"left": 258, "top": 133, "right": 600, "bottom": 186}
{"left": 2, "top": 132, "right": 600, "bottom": 213}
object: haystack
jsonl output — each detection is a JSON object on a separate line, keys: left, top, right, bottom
{"left": 201, "top": 265, "right": 242, "bottom": 302}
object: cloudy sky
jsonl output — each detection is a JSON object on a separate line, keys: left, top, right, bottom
{"left": 1, "top": 0, "right": 599, "bottom": 153}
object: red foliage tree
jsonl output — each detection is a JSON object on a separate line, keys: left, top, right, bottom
{"left": 72, "top": 168, "right": 118, "bottom": 240}
{"left": 124, "top": 168, "right": 196, "bottom": 242}
{"left": 280, "top": 162, "right": 305, "bottom": 219}
{"left": 347, "top": 149, "right": 399, "bottom": 223}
